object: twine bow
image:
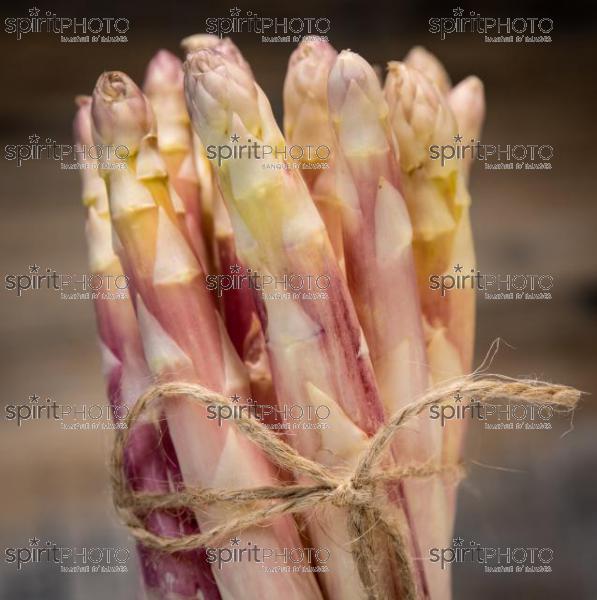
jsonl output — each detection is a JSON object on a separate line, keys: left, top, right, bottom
{"left": 111, "top": 374, "right": 579, "bottom": 600}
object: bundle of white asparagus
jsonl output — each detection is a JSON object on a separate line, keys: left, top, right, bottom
{"left": 76, "top": 38, "right": 484, "bottom": 600}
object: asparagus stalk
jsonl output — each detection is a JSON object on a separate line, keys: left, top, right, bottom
{"left": 75, "top": 96, "right": 221, "bottom": 600}
{"left": 448, "top": 76, "right": 485, "bottom": 182}
{"left": 180, "top": 35, "right": 256, "bottom": 354}
{"left": 283, "top": 39, "right": 345, "bottom": 271}
{"left": 143, "top": 45, "right": 272, "bottom": 403}
{"left": 384, "top": 64, "right": 478, "bottom": 547}
{"left": 180, "top": 34, "right": 254, "bottom": 257}
{"left": 179, "top": 35, "right": 276, "bottom": 416}
{"left": 91, "top": 72, "right": 324, "bottom": 600}
{"left": 385, "top": 61, "right": 482, "bottom": 382}
{"left": 185, "top": 48, "right": 410, "bottom": 600}
{"left": 143, "top": 49, "right": 210, "bottom": 272}
{"left": 385, "top": 61, "right": 472, "bottom": 378}
{"left": 327, "top": 50, "right": 449, "bottom": 600}
{"left": 442, "top": 75, "right": 485, "bottom": 466}
{"left": 393, "top": 54, "right": 485, "bottom": 440}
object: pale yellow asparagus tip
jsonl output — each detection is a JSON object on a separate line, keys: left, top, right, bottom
{"left": 283, "top": 38, "right": 337, "bottom": 148}
{"left": 91, "top": 71, "right": 155, "bottom": 153}
{"left": 144, "top": 49, "right": 184, "bottom": 96}
{"left": 184, "top": 49, "right": 260, "bottom": 148}
{"left": 449, "top": 75, "right": 485, "bottom": 143}
{"left": 180, "top": 33, "right": 221, "bottom": 54}
{"left": 328, "top": 50, "right": 391, "bottom": 159}
{"left": 404, "top": 45, "right": 451, "bottom": 95}
{"left": 181, "top": 34, "right": 252, "bottom": 75}
{"left": 329, "top": 50, "right": 387, "bottom": 119}
{"left": 144, "top": 49, "right": 192, "bottom": 154}
{"left": 385, "top": 61, "right": 456, "bottom": 175}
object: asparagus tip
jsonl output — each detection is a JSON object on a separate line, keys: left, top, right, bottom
{"left": 92, "top": 71, "right": 154, "bottom": 150}
{"left": 144, "top": 49, "right": 184, "bottom": 93}
{"left": 180, "top": 33, "right": 220, "bottom": 54}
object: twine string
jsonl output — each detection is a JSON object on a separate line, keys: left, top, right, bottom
{"left": 111, "top": 373, "right": 580, "bottom": 600}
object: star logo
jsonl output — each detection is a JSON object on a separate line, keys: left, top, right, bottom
{"left": 29, "top": 394, "right": 40, "bottom": 403}
{"left": 453, "top": 7, "right": 464, "bottom": 17}
{"left": 230, "top": 394, "right": 241, "bottom": 403}
{"left": 29, "top": 7, "right": 40, "bottom": 17}
{"left": 28, "top": 134, "right": 40, "bottom": 144}
{"left": 229, "top": 264, "right": 241, "bottom": 274}
{"left": 230, "top": 7, "right": 241, "bottom": 17}
{"left": 454, "top": 134, "right": 463, "bottom": 143}
{"left": 453, "top": 264, "right": 463, "bottom": 273}
{"left": 230, "top": 133, "right": 240, "bottom": 143}
{"left": 453, "top": 537, "right": 464, "bottom": 547}
{"left": 230, "top": 536, "right": 241, "bottom": 546}
{"left": 29, "top": 537, "right": 40, "bottom": 546}
{"left": 453, "top": 392, "right": 463, "bottom": 403}
{"left": 29, "top": 264, "right": 40, "bottom": 273}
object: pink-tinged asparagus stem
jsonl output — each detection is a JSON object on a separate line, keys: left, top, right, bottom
{"left": 92, "top": 72, "right": 324, "bottom": 600}
{"left": 211, "top": 189, "right": 281, "bottom": 424}
{"left": 143, "top": 49, "right": 211, "bottom": 273}
{"left": 180, "top": 36, "right": 256, "bottom": 352}
{"left": 404, "top": 46, "right": 451, "bottom": 97}
{"left": 180, "top": 35, "right": 254, "bottom": 257}
{"left": 442, "top": 75, "right": 484, "bottom": 466}
{"left": 180, "top": 36, "right": 275, "bottom": 413}
{"left": 328, "top": 51, "right": 449, "bottom": 600}
{"left": 87, "top": 208, "right": 222, "bottom": 600}
{"left": 385, "top": 63, "right": 477, "bottom": 551}
{"left": 75, "top": 97, "right": 221, "bottom": 600}
{"left": 385, "top": 62, "right": 479, "bottom": 382}
{"left": 385, "top": 62, "right": 473, "bottom": 376}
{"left": 185, "top": 49, "right": 403, "bottom": 600}
{"left": 283, "top": 39, "right": 345, "bottom": 272}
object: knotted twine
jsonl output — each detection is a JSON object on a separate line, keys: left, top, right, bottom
{"left": 111, "top": 373, "right": 580, "bottom": 600}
